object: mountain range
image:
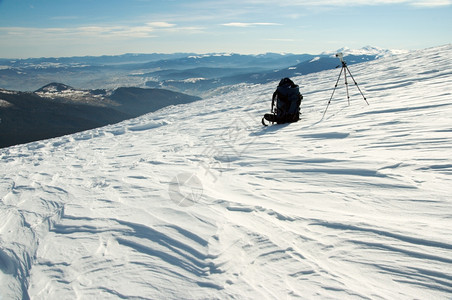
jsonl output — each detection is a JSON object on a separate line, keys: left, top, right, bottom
{"left": 0, "top": 47, "right": 393, "bottom": 96}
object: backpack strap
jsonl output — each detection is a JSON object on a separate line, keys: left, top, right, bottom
{"left": 271, "top": 91, "right": 278, "bottom": 114}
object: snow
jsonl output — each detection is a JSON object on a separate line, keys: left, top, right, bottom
{"left": 323, "top": 46, "right": 409, "bottom": 58}
{"left": 36, "top": 89, "right": 97, "bottom": 99}
{"left": 1, "top": 45, "right": 452, "bottom": 299}
{"left": 182, "top": 78, "right": 207, "bottom": 83}
{"left": 0, "top": 99, "right": 13, "bottom": 107}
{"left": 187, "top": 53, "right": 234, "bottom": 59}
{"left": 309, "top": 57, "right": 321, "bottom": 63}
{"left": 0, "top": 89, "right": 17, "bottom": 95}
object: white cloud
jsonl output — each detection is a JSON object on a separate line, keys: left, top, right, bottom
{"left": 146, "top": 22, "right": 176, "bottom": 28}
{"left": 410, "top": 0, "right": 452, "bottom": 6}
{"left": 0, "top": 25, "right": 153, "bottom": 39}
{"left": 0, "top": 21, "right": 202, "bottom": 41}
{"left": 221, "top": 22, "right": 282, "bottom": 27}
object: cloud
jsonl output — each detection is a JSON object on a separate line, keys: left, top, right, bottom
{"left": 409, "top": 0, "right": 452, "bottom": 6}
{"left": 221, "top": 22, "right": 282, "bottom": 27}
{"left": 0, "top": 21, "right": 203, "bottom": 41}
{"left": 146, "top": 22, "right": 176, "bottom": 28}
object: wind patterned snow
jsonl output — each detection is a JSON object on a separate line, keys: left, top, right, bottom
{"left": 1, "top": 45, "right": 451, "bottom": 299}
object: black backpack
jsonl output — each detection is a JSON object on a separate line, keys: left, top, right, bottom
{"left": 262, "top": 78, "right": 303, "bottom": 126}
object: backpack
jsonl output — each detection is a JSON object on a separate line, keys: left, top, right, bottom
{"left": 262, "top": 78, "right": 303, "bottom": 126}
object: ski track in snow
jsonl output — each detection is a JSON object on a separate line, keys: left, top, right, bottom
{"left": 1, "top": 45, "right": 452, "bottom": 299}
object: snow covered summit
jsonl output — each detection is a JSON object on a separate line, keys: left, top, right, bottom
{"left": 0, "top": 45, "right": 451, "bottom": 299}
{"left": 323, "top": 45, "right": 408, "bottom": 57}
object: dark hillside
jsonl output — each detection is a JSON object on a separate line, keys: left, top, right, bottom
{"left": 0, "top": 85, "right": 201, "bottom": 148}
{"left": 0, "top": 91, "right": 128, "bottom": 148}
{"left": 110, "top": 87, "right": 200, "bottom": 116}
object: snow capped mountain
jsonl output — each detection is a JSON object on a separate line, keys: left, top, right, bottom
{"left": 323, "top": 45, "right": 409, "bottom": 58}
{"left": 1, "top": 45, "right": 451, "bottom": 299}
{"left": 35, "top": 82, "right": 75, "bottom": 93}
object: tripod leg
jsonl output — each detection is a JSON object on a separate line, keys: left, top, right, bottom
{"left": 322, "top": 66, "right": 343, "bottom": 119}
{"left": 344, "top": 67, "right": 350, "bottom": 106}
{"left": 345, "top": 65, "right": 369, "bottom": 105}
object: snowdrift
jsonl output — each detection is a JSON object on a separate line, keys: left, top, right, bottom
{"left": 1, "top": 45, "right": 451, "bottom": 299}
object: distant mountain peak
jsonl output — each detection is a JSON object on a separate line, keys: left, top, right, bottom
{"left": 35, "top": 82, "right": 75, "bottom": 93}
{"left": 322, "top": 46, "right": 409, "bottom": 58}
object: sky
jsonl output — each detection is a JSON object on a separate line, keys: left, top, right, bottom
{"left": 0, "top": 0, "right": 451, "bottom": 58}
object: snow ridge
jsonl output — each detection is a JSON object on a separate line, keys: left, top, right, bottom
{"left": 0, "top": 44, "right": 451, "bottom": 299}
{"left": 323, "top": 45, "right": 409, "bottom": 58}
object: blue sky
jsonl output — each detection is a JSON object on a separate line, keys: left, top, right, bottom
{"left": 0, "top": 0, "right": 451, "bottom": 58}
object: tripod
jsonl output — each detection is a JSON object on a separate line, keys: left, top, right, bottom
{"left": 322, "top": 53, "right": 368, "bottom": 119}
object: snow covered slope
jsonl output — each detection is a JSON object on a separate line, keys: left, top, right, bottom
{"left": 1, "top": 45, "right": 451, "bottom": 299}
